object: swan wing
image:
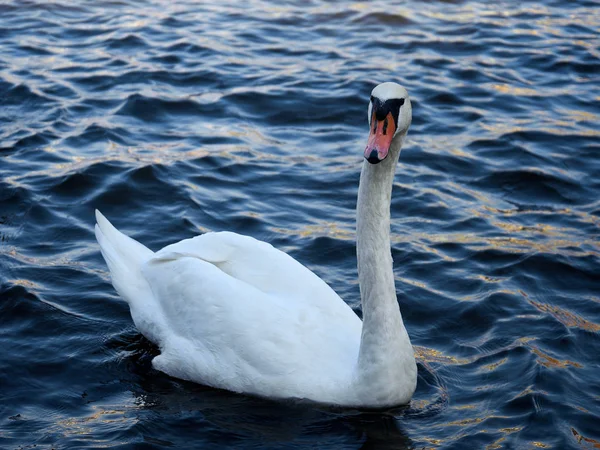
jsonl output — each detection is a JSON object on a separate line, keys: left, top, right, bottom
{"left": 152, "top": 231, "right": 348, "bottom": 307}
{"left": 141, "top": 238, "right": 362, "bottom": 399}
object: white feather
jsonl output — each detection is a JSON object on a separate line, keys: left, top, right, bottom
{"left": 95, "top": 82, "right": 417, "bottom": 407}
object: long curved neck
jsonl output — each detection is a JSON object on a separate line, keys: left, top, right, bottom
{"left": 354, "top": 135, "right": 416, "bottom": 405}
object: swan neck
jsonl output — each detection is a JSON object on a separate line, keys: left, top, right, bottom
{"left": 356, "top": 135, "right": 401, "bottom": 313}
{"left": 355, "top": 135, "right": 416, "bottom": 405}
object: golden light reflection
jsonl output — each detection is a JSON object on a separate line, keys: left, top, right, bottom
{"left": 485, "top": 426, "right": 524, "bottom": 449}
{"left": 475, "top": 275, "right": 504, "bottom": 283}
{"left": 3, "top": 141, "right": 274, "bottom": 188}
{"left": 449, "top": 147, "right": 476, "bottom": 160}
{"left": 563, "top": 108, "right": 599, "bottom": 124}
{"left": 349, "top": 3, "right": 368, "bottom": 11}
{"left": 454, "top": 404, "right": 477, "bottom": 410}
{"left": 421, "top": 438, "right": 443, "bottom": 447}
{"left": 530, "top": 300, "right": 600, "bottom": 333}
{"left": 414, "top": 334, "right": 583, "bottom": 379}
{"left": 572, "top": 428, "right": 600, "bottom": 448}
{"left": 479, "top": 119, "right": 600, "bottom": 138}
{"left": 530, "top": 347, "right": 583, "bottom": 370}
{"left": 1, "top": 244, "right": 109, "bottom": 288}
{"left": 448, "top": 182, "right": 495, "bottom": 205}
{"left": 490, "top": 84, "right": 540, "bottom": 97}
{"left": 444, "top": 417, "right": 484, "bottom": 427}
{"left": 396, "top": 230, "right": 597, "bottom": 261}
{"left": 487, "top": 436, "right": 507, "bottom": 450}
{"left": 395, "top": 276, "right": 450, "bottom": 300}
{"left": 500, "top": 427, "right": 522, "bottom": 433}
{"left": 55, "top": 402, "right": 139, "bottom": 443}
{"left": 483, "top": 205, "right": 599, "bottom": 228}
{"left": 414, "top": 346, "right": 469, "bottom": 365}
{"left": 573, "top": 404, "right": 589, "bottom": 414}
{"left": 481, "top": 357, "right": 507, "bottom": 372}
{"left": 8, "top": 279, "right": 42, "bottom": 290}
{"left": 270, "top": 223, "right": 353, "bottom": 241}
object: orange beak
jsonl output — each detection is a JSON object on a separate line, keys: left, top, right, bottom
{"left": 365, "top": 111, "right": 396, "bottom": 164}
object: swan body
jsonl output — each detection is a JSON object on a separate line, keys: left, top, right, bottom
{"left": 96, "top": 82, "right": 417, "bottom": 407}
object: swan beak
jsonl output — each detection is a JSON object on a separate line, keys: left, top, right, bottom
{"left": 364, "top": 112, "right": 396, "bottom": 164}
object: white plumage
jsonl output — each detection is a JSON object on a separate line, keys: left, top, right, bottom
{"left": 96, "top": 82, "right": 417, "bottom": 407}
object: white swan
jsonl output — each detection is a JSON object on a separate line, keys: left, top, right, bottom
{"left": 95, "top": 82, "right": 416, "bottom": 408}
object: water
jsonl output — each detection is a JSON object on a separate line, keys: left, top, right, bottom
{"left": 1, "top": 0, "right": 599, "bottom": 448}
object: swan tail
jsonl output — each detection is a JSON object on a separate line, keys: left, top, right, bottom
{"left": 95, "top": 209, "right": 154, "bottom": 304}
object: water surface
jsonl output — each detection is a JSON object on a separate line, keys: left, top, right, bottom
{"left": 1, "top": 0, "right": 599, "bottom": 448}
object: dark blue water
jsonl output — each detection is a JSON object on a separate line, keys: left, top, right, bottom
{"left": 1, "top": 0, "right": 599, "bottom": 448}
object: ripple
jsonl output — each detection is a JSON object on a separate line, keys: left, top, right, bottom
{"left": 352, "top": 11, "right": 414, "bottom": 26}
{"left": 115, "top": 93, "right": 208, "bottom": 123}
{"left": 1, "top": 0, "right": 599, "bottom": 448}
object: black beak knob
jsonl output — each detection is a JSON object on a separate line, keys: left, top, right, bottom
{"left": 366, "top": 149, "right": 382, "bottom": 164}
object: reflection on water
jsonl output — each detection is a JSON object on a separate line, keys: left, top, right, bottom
{"left": 1, "top": 0, "right": 599, "bottom": 448}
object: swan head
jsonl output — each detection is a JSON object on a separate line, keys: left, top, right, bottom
{"left": 365, "top": 82, "right": 412, "bottom": 164}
